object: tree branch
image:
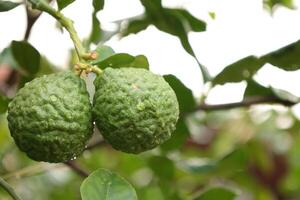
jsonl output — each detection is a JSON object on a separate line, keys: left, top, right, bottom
{"left": 64, "top": 161, "right": 89, "bottom": 178}
{"left": 0, "top": 177, "right": 23, "bottom": 200}
{"left": 188, "top": 96, "right": 296, "bottom": 113}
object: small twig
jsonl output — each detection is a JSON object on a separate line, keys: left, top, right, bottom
{"left": 64, "top": 161, "right": 89, "bottom": 178}
{"left": 27, "top": 0, "right": 89, "bottom": 61}
{"left": 24, "top": 0, "right": 53, "bottom": 41}
{"left": 0, "top": 177, "right": 23, "bottom": 200}
{"left": 1, "top": 163, "right": 62, "bottom": 180}
{"left": 187, "top": 96, "right": 296, "bottom": 114}
{"left": 24, "top": 7, "right": 41, "bottom": 41}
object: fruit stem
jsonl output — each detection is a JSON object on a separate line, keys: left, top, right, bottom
{"left": 75, "top": 63, "right": 103, "bottom": 75}
{"left": 27, "top": 0, "right": 89, "bottom": 61}
{"left": 0, "top": 177, "right": 23, "bottom": 200}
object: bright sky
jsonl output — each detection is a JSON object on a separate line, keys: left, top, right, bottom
{"left": 1, "top": 0, "right": 300, "bottom": 105}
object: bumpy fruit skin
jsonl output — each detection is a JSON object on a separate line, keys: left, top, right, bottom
{"left": 93, "top": 67, "right": 179, "bottom": 154}
{"left": 7, "top": 71, "right": 93, "bottom": 163}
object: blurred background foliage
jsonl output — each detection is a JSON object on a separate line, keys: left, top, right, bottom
{"left": 1, "top": 0, "right": 300, "bottom": 199}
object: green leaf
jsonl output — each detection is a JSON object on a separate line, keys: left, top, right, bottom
{"left": 140, "top": 0, "right": 210, "bottom": 82}
{"left": 0, "top": 1, "right": 20, "bottom": 12}
{"left": 56, "top": 0, "right": 75, "bottom": 10}
{"left": 166, "top": 9, "right": 206, "bottom": 32}
{"left": 193, "top": 187, "right": 236, "bottom": 200}
{"left": 122, "top": 18, "right": 151, "bottom": 36}
{"left": 264, "top": 0, "right": 294, "bottom": 11}
{"left": 178, "top": 158, "right": 216, "bottom": 174}
{"left": 93, "top": 45, "right": 115, "bottom": 64}
{"left": 209, "top": 12, "right": 216, "bottom": 20}
{"left": 92, "top": 53, "right": 149, "bottom": 70}
{"left": 89, "top": 13, "right": 102, "bottom": 45}
{"left": 271, "top": 87, "right": 299, "bottom": 104}
{"left": 129, "top": 55, "right": 149, "bottom": 68}
{"left": 244, "top": 80, "right": 299, "bottom": 104}
{"left": 262, "top": 40, "right": 300, "bottom": 71}
{"left": 163, "top": 75, "right": 196, "bottom": 113}
{"left": 214, "top": 40, "right": 300, "bottom": 86}
{"left": 80, "top": 168, "right": 138, "bottom": 200}
{"left": 148, "top": 156, "right": 175, "bottom": 180}
{"left": 0, "top": 95, "right": 10, "bottom": 114}
{"left": 88, "top": 0, "right": 104, "bottom": 44}
{"left": 244, "top": 79, "right": 275, "bottom": 98}
{"left": 213, "top": 56, "right": 265, "bottom": 85}
{"left": 36, "top": 56, "right": 59, "bottom": 76}
{"left": 161, "top": 118, "right": 190, "bottom": 151}
{"left": 0, "top": 47, "right": 19, "bottom": 69}
{"left": 161, "top": 75, "right": 194, "bottom": 151}
{"left": 11, "top": 41, "right": 40, "bottom": 74}
{"left": 93, "top": 0, "right": 104, "bottom": 11}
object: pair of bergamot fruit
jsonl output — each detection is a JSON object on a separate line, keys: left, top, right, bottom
{"left": 7, "top": 66, "right": 179, "bottom": 163}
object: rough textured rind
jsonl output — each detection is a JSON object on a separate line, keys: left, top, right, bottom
{"left": 7, "top": 71, "right": 93, "bottom": 163}
{"left": 93, "top": 68, "right": 179, "bottom": 153}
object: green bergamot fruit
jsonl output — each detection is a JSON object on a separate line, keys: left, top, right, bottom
{"left": 93, "top": 67, "right": 179, "bottom": 154}
{"left": 7, "top": 71, "right": 93, "bottom": 163}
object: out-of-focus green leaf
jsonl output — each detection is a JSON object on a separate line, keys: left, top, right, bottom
{"left": 139, "top": 186, "right": 164, "bottom": 200}
{"left": 214, "top": 40, "right": 300, "bottom": 86}
{"left": 161, "top": 118, "right": 190, "bottom": 151}
{"left": 93, "top": 0, "right": 104, "bottom": 11}
{"left": 92, "top": 53, "right": 149, "bottom": 69}
{"left": 80, "top": 168, "right": 138, "bottom": 200}
{"left": 93, "top": 45, "right": 115, "bottom": 64}
{"left": 18, "top": 75, "right": 34, "bottom": 89}
{"left": 213, "top": 56, "right": 265, "bottom": 85}
{"left": 271, "top": 87, "right": 299, "bottom": 104}
{"left": 163, "top": 75, "right": 195, "bottom": 113}
{"left": 139, "top": 0, "right": 210, "bottom": 82}
{"left": 36, "top": 56, "right": 59, "bottom": 76}
{"left": 158, "top": 180, "right": 182, "bottom": 200}
{"left": 0, "top": 95, "right": 9, "bottom": 114}
{"left": 262, "top": 40, "right": 300, "bottom": 71}
{"left": 122, "top": 18, "right": 151, "bottom": 36}
{"left": 216, "top": 147, "right": 249, "bottom": 173}
{"left": 88, "top": 0, "right": 104, "bottom": 44}
{"left": 209, "top": 12, "right": 216, "bottom": 20}
{"left": 56, "top": 0, "right": 75, "bottom": 10}
{"left": 178, "top": 158, "right": 216, "bottom": 174}
{"left": 0, "top": 1, "right": 20, "bottom": 12}
{"left": 0, "top": 46, "right": 19, "bottom": 68}
{"left": 148, "top": 156, "right": 175, "bottom": 180}
{"left": 193, "top": 187, "right": 236, "bottom": 200}
{"left": 11, "top": 41, "right": 40, "bottom": 74}
{"left": 244, "top": 80, "right": 299, "bottom": 105}
{"left": 264, "top": 0, "right": 294, "bottom": 11}
{"left": 166, "top": 9, "right": 206, "bottom": 32}
{"left": 244, "top": 79, "right": 274, "bottom": 98}
{"left": 89, "top": 13, "right": 102, "bottom": 45}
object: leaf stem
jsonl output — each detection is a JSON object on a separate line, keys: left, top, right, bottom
{"left": 27, "top": 0, "right": 89, "bottom": 61}
{"left": 0, "top": 177, "right": 23, "bottom": 200}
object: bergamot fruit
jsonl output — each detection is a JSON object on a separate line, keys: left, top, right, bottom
{"left": 93, "top": 67, "right": 179, "bottom": 154}
{"left": 7, "top": 71, "right": 93, "bottom": 163}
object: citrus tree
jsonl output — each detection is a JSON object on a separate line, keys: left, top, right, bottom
{"left": 0, "top": 0, "right": 300, "bottom": 200}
